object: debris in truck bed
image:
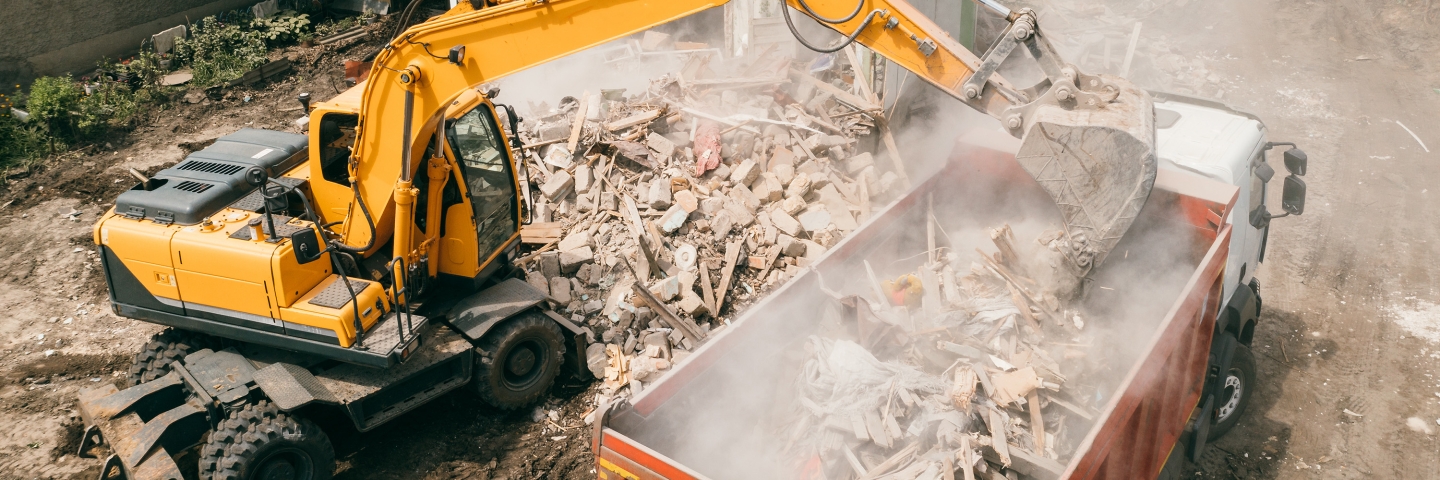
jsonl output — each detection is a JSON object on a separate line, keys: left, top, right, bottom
{"left": 507, "top": 41, "right": 906, "bottom": 400}
{"left": 771, "top": 222, "right": 1124, "bottom": 480}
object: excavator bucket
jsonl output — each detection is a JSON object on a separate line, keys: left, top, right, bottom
{"left": 1014, "top": 75, "right": 1157, "bottom": 274}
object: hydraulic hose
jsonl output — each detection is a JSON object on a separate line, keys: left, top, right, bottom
{"left": 333, "top": 172, "right": 378, "bottom": 254}
{"left": 783, "top": 3, "right": 884, "bottom": 54}
{"left": 794, "top": 0, "right": 866, "bottom": 24}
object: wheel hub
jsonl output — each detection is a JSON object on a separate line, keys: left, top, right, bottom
{"left": 507, "top": 347, "right": 536, "bottom": 376}
{"left": 258, "top": 458, "right": 296, "bottom": 480}
{"left": 1217, "top": 370, "right": 1243, "bottom": 421}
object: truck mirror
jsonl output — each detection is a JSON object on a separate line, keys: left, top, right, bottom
{"left": 291, "top": 228, "right": 324, "bottom": 264}
{"left": 1281, "top": 175, "right": 1306, "bottom": 216}
{"left": 1254, "top": 162, "right": 1274, "bottom": 183}
{"left": 1283, "top": 148, "right": 1307, "bottom": 176}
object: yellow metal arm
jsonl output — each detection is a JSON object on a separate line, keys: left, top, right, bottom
{"left": 348, "top": 0, "right": 729, "bottom": 251}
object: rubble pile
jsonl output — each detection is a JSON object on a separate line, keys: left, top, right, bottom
{"left": 507, "top": 34, "right": 911, "bottom": 400}
{"left": 776, "top": 225, "right": 1112, "bottom": 480}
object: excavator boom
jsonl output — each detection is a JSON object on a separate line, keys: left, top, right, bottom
{"left": 346, "top": 0, "right": 1154, "bottom": 282}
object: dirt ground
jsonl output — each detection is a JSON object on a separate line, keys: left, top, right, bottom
{"left": 1, "top": 0, "right": 1438, "bottom": 478}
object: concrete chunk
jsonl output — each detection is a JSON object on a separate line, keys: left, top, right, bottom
{"left": 845, "top": 152, "right": 875, "bottom": 174}
{"left": 711, "top": 210, "right": 736, "bottom": 237}
{"left": 558, "top": 230, "right": 592, "bottom": 253}
{"left": 678, "top": 291, "right": 709, "bottom": 317}
{"left": 730, "top": 158, "right": 761, "bottom": 185}
{"left": 540, "top": 170, "right": 575, "bottom": 200}
{"left": 785, "top": 174, "right": 812, "bottom": 199}
{"left": 559, "top": 246, "right": 594, "bottom": 274}
{"left": 658, "top": 205, "right": 689, "bottom": 233}
{"left": 550, "top": 277, "right": 573, "bottom": 304}
{"left": 647, "top": 132, "right": 676, "bottom": 159}
{"left": 649, "top": 180, "right": 672, "bottom": 209}
{"left": 778, "top": 234, "right": 807, "bottom": 257}
{"left": 674, "top": 189, "right": 699, "bottom": 213}
{"left": 770, "top": 209, "right": 802, "bottom": 237}
{"left": 772, "top": 163, "right": 796, "bottom": 185}
{"left": 651, "top": 276, "right": 681, "bottom": 301}
{"left": 574, "top": 164, "right": 594, "bottom": 194}
{"left": 780, "top": 196, "right": 806, "bottom": 216}
{"left": 729, "top": 183, "right": 760, "bottom": 211}
{"left": 798, "top": 206, "right": 832, "bottom": 232}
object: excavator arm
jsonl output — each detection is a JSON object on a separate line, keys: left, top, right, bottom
{"left": 347, "top": 0, "right": 1156, "bottom": 282}
{"left": 781, "top": 0, "right": 1158, "bottom": 275}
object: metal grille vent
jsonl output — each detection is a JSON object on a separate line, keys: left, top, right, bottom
{"left": 173, "top": 181, "right": 214, "bottom": 193}
{"left": 177, "top": 161, "right": 245, "bottom": 176}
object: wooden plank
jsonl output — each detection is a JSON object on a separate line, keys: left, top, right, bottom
{"left": 624, "top": 264, "right": 705, "bottom": 344}
{"left": 520, "top": 222, "right": 563, "bottom": 244}
{"left": 567, "top": 91, "right": 589, "bottom": 152}
{"left": 603, "top": 109, "right": 663, "bottom": 132}
{"left": 876, "top": 116, "right": 913, "bottom": 190}
{"left": 1121, "top": 22, "right": 1143, "bottom": 76}
{"left": 713, "top": 241, "right": 744, "bottom": 315}
{"left": 1028, "top": 391, "right": 1046, "bottom": 454}
{"left": 958, "top": 436, "right": 976, "bottom": 480}
{"left": 988, "top": 409, "right": 1011, "bottom": 467}
{"left": 793, "top": 67, "right": 881, "bottom": 112}
{"left": 700, "top": 260, "right": 718, "bottom": 315}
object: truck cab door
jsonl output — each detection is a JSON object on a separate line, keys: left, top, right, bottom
{"left": 447, "top": 106, "right": 519, "bottom": 271}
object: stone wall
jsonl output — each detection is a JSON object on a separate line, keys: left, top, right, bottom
{"left": 0, "top": 0, "right": 257, "bottom": 86}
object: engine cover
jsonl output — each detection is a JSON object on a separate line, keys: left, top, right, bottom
{"left": 115, "top": 129, "right": 307, "bottom": 225}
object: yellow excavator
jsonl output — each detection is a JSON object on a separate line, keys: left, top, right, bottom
{"left": 76, "top": 1, "right": 1157, "bottom": 478}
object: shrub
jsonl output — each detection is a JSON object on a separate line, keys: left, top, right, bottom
{"left": 78, "top": 80, "right": 140, "bottom": 135}
{"left": 251, "top": 13, "right": 312, "bottom": 47}
{"left": 27, "top": 76, "right": 83, "bottom": 140}
{"left": 0, "top": 112, "right": 54, "bottom": 169}
{"left": 175, "top": 16, "right": 268, "bottom": 86}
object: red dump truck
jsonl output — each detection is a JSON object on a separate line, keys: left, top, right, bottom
{"left": 592, "top": 93, "right": 1310, "bottom": 479}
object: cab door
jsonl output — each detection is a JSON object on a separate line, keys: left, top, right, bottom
{"left": 446, "top": 105, "right": 520, "bottom": 272}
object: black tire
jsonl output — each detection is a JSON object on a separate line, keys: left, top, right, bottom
{"left": 1207, "top": 342, "right": 1256, "bottom": 441}
{"left": 474, "top": 311, "right": 565, "bottom": 409}
{"left": 199, "top": 401, "right": 334, "bottom": 480}
{"left": 126, "top": 329, "right": 221, "bottom": 387}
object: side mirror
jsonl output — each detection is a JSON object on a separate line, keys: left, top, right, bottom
{"left": 291, "top": 228, "right": 324, "bottom": 264}
{"left": 1281, "top": 176, "right": 1306, "bottom": 215}
{"left": 1283, "top": 148, "right": 1307, "bottom": 176}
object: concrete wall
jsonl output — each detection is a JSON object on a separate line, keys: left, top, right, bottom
{"left": 0, "top": 0, "right": 257, "bottom": 86}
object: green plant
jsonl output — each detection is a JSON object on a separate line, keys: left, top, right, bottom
{"left": 175, "top": 16, "right": 268, "bottom": 86}
{"left": 251, "top": 12, "right": 312, "bottom": 47}
{"left": 28, "top": 76, "right": 82, "bottom": 145}
{"left": 314, "top": 17, "right": 356, "bottom": 38}
{"left": 78, "top": 80, "right": 140, "bottom": 135}
{"left": 0, "top": 112, "right": 54, "bottom": 170}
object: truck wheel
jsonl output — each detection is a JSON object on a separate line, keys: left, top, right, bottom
{"left": 126, "top": 329, "right": 221, "bottom": 387}
{"left": 199, "top": 401, "right": 335, "bottom": 480}
{"left": 1207, "top": 342, "right": 1256, "bottom": 441}
{"left": 474, "top": 311, "right": 565, "bottom": 410}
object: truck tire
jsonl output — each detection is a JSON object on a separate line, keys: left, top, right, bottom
{"left": 125, "top": 329, "right": 221, "bottom": 387}
{"left": 199, "top": 400, "right": 335, "bottom": 480}
{"left": 1207, "top": 342, "right": 1255, "bottom": 441}
{"left": 474, "top": 311, "right": 565, "bottom": 410}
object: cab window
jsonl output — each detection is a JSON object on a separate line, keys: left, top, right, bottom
{"left": 447, "top": 106, "right": 517, "bottom": 260}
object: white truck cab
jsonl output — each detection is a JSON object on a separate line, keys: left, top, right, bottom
{"left": 1150, "top": 91, "right": 1309, "bottom": 446}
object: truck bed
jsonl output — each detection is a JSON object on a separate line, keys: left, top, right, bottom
{"left": 595, "top": 135, "right": 1238, "bottom": 479}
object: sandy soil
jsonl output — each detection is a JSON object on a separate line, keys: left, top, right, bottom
{"left": 2, "top": 0, "right": 1437, "bottom": 478}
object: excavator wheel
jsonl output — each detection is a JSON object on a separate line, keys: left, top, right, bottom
{"left": 474, "top": 310, "right": 565, "bottom": 410}
{"left": 125, "top": 328, "right": 222, "bottom": 387}
{"left": 199, "top": 400, "right": 335, "bottom": 480}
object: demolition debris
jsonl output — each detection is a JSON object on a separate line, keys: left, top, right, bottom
{"left": 777, "top": 223, "right": 1108, "bottom": 480}
{"left": 506, "top": 39, "right": 909, "bottom": 401}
